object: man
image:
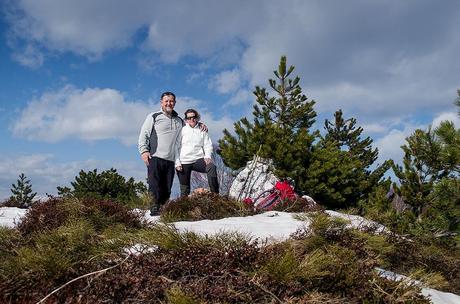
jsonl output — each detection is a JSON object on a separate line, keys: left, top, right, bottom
{"left": 176, "top": 108, "right": 219, "bottom": 196}
{"left": 138, "top": 92, "right": 183, "bottom": 216}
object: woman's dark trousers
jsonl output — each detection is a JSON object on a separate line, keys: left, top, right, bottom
{"left": 176, "top": 158, "right": 219, "bottom": 196}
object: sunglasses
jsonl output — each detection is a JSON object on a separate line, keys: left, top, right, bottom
{"left": 186, "top": 116, "right": 197, "bottom": 120}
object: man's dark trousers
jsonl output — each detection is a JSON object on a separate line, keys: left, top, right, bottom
{"left": 147, "top": 157, "right": 175, "bottom": 212}
{"left": 177, "top": 158, "right": 219, "bottom": 196}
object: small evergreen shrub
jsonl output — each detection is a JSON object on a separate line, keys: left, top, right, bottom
{"left": 17, "top": 197, "right": 73, "bottom": 236}
{"left": 166, "top": 286, "right": 199, "bottom": 304}
{"left": 7, "top": 173, "right": 37, "bottom": 208}
{"left": 272, "top": 196, "right": 323, "bottom": 213}
{"left": 17, "top": 197, "right": 145, "bottom": 236}
{"left": 0, "top": 196, "right": 440, "bottom": 303}
{"left": 0, "top": 218, "right": 432, "bottom": 303}
{"left": 57, "top": 168, "right": 147, "bottom": 207}
{"left": 381, "top": 235, "right": 460, "bottom": 294}
{"left": 0, "top": 227, "right": 24, "bottom": 259}
{"left": 161, "top": 193, "right": 257, "bottom": 222}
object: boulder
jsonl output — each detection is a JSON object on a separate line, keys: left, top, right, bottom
{"left": 229, "top": 156, "right": 278, "bottom": 201}
{"left": 301, "top": 195, "right": 317, "bottom": 206}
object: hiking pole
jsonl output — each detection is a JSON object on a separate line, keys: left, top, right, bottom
{"left": 237, "top": 145, "right": 262, "bottom": 201}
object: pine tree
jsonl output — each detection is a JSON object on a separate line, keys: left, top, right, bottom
{"left": 218, "top": 56, "right": 317, "bottom": 187}
{"left": 301, "top": 110, "right": 391, "bottom": 208}
{"left": 393, "top": 122, "right": 460, "bottom": 215}
{"left": 324, "top": 109, "right": 378, "bottom": 165}
{"left": 10, "top": 173, "right": 37, "bottom": 208}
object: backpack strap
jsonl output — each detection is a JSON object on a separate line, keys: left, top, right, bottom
{"left": 151, "top": 111, "right": 184, "bottom": 133}
{"left": 152, "top": 112, "right": 162, "bottom": 124}
{"left": 151, "top": 112, "right": 162, "bottom": 134}
{"left": 171, "top": 110, "right": 184, "bottom": 126}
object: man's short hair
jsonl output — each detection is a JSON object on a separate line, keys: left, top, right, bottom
{"left": 161, "top": 91, "right": 176, "bottom": 100}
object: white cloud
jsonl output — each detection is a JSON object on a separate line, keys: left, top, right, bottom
{"left": 375, "top": 129, "right": 410, "bottom": 166}
{"left": 142, "top": 2, "right": 255, "bottom": 63}
{"left": 12, "top": 85, "right": 152, "bottom": 145}
{"left": 209, "top": 69, "right": 241, "bottom": 94}
{"left": 432, "top": 111, "right": 460, "bottom": 128}
{"left": 5, "top": 0, "right": 154, "bottom": 62}
{"left": 10, "top": 44, "right": 44, "bottom": 68}
{"left": 12, "top": 86, "right": 235, "bottom": 145}
{"left": 174, "top": 96, "right": 234, "bottom": 143}
{"left": 4, "top": 1, "right": 460, "bottom": 127}
{"left": 224, "top": 89, "right": 253, "bottom": 108}
{"left": 374, "top": 110, "right": 460, "bottom": 167}
{"left": 309, "top": 82, "right": 373, "bottom": 113}
{"left": 361, "top": 123, "right": 388, "bottom": 134}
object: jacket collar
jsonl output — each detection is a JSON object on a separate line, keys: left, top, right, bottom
{"left": 160, "top": 108, "right": 179, "bottom": 118}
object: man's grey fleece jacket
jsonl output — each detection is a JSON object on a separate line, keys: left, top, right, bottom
{"left": 138, "top": 110, "right": 184, "bottom": 163}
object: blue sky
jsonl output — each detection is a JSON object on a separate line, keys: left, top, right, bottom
{"left": 0, "top": 0, "right": 459, "bottom": 199}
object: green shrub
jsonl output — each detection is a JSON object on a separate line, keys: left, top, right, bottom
{"left": 0, "top": 227, "right": 23, "bottom": 260}
{"left": 272, "top": 196, "right": 323, "bottom": 213}
{"left": 13, "top": 220, "right": 96, "bottom": 280}
{"left": 16, "top": 197, "right": 75, "bottom": 236}
{"left": 258, "top": 248, "right": 300, "bottom": 283}
{"left": 0, "top": 195, "right": 438, "bottom": 303}
{"left": 161, "top": 193, "right": 256, "bottom": 222}
{"left": 381, "top": 235, "right": 460, "bottom": 294}
{"left": 0, "top": 199, "right": 146, "bottom": 302}
{"left": 57, "top": 168, "right": 147, "bottom": 207}
{"left": 166, "top": 286, "right": 199, "bottom": 304}
{"left": 8, "top": 173, "right": 37, "bottom": 208}
{"left": 17, "top": 197, "right": 145, "bottom": 236}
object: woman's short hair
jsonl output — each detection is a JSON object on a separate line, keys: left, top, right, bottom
{"left": 184, "top": 108, "right": 200, "bottom": 121}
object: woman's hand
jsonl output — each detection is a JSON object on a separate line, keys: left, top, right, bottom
{"left": 176, "top": 165, "right": 183, "bottom": 171}
{"left": 204, "top": 158, "right": 212, "bottom": 165}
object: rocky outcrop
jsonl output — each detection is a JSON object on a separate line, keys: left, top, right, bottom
{"left": 229, "top": 156, "right": 278, "bottom": 201}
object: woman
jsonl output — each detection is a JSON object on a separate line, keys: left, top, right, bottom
{"left": 175, "top": 109, "right": 219, "bottom": 196}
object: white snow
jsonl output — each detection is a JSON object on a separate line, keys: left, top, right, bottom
{"left": 377, "top": 268, "right": 460, "bottom": 304}
{"left": 0, "top": 207, "right": 27, "bottom": 228}
{"left": 123, "top": 243, "right": 158, "bottom": 256}
{"left": 1, "top": 206, "right": 459, "bottom": 304}
{"left": 325, "top": 210, "right": 388, "bottom": 233}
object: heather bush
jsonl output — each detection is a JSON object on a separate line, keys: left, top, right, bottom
{"left": 0, "top": 199, "right": 147, "bottom": 302}
{"left": 272, "top": 196, "right": 323, "bottom": 213}
{"left": 161, "top": 192, "right": 256, "bottom": 222}
{"left": 17, "top": 197, "right": 145, "bottom": 236}
{"left": 11, "top": 220, "right": 96, "bottom": 280}
{"left": 257, "top": 221, "right": 378, "bottom": 300}
{"left": 379, "top": 234, "right": 460, "bottom": 294}
{"left": 16, "top": 197, "right": 75, "bottom": 236}
{"left": 41, "top": 230, "right": 266, "bottom": 303}
{"left": 1, "top": 220, "right": 432, "bottom": 303}
{"left": 0, "top": 227, "right": 23, "bottom": 260}
{"left": 298, "top": 212, "right": 460, "bottom": 294}
{"left": 284, "top": 292, "right": 349, "bottom": 304}
{"left": 0, "top": 196, "right": 442, "bottom": 303}
{"left": 166, "top": 286, "right": 199, "bottom": 304}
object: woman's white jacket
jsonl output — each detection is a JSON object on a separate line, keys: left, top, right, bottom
{"left": 176, "top": 123, "right": 213, "bottom": 166}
